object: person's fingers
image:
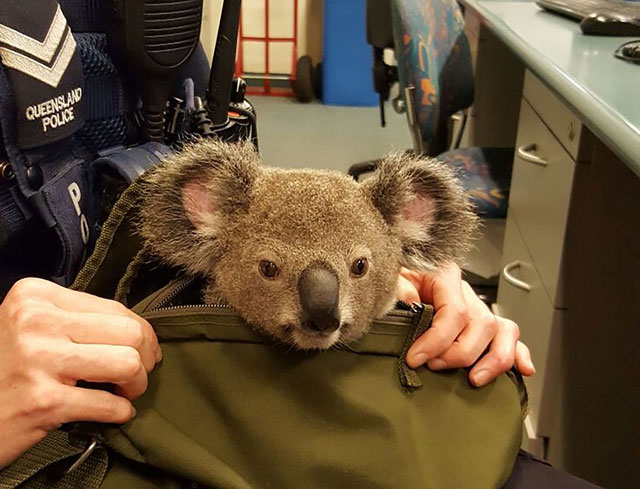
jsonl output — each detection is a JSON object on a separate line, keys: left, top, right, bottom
{"left": 58, "top": 385, "right": 136, "bottom": 425}
{"left": 57, "top": 344, "right": 148, "bottom": 400}
{"left": 52, "top": 289, "right": 161, "bottom": 363}
{"left": 406, "top": 301, "right": 468, "bottom": 367}
{"left": 56, "top": 290, "right": 162, "bottom": 363}
{"left": 4, "top": 277, "right": 57, "bottom": 303}
{"left": 399, "top": 267, "right": 435, "bottom": 304}
{"left": 428, "top": 317, "right": 497, "bottom": 370}
{"left": 427, "top": 281, "right": 498, "bottom": 370}
{"left": 396, "top": 273, "right": 421, "bottom": 304}
{"left": 32, "top": 280, "right": 161, "bottom": 360}
{"left": 515, "top": 340, "right": 536, "bottom": 376}
{"left": 15, "top": 279, "right": 163, "bottom": 363}
{"left": 59, "top": 311, "right": 160, "bottom": 372}
{"left": 406, "top": 265, "right": 467, "bottom": 367}
{"left": 468, "top": 317, "right": 519, "bottom": 387}
{"left": 10, "top": 277, "right": 129, "bottom": 316}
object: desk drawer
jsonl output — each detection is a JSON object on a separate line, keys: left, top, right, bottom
{"left": 510, "top": 99, "right": 575, "bottom": 308}
{"left": 523, "top": 71, "right": 583, "bottom": 160}
{"left": 495, "top": 213, "right": 563, "bottom": 438}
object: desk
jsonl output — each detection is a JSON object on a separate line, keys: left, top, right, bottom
{"left": 458, "top": 3, "right": 640, "bottom": 489}
{"left": 463, "top": 1, "right": 640, "bottom": 174}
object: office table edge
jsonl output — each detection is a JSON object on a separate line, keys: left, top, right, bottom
{"left": 460, "top": 0, "right": 640, "bottom": 178}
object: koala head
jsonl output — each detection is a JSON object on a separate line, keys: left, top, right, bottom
{"left": 139, "top": 139, "right": 477, "bottom": 350}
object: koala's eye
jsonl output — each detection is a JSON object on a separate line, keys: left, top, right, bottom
{"left": 350, "top": 258, "right": 369, "bottom": 278}
{"left": 259, "top": 260, "right": 279, "bottom": 279}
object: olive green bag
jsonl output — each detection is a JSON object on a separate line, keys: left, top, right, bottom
{"left": 0, "top": 182, "right": 527, "bottom": 489}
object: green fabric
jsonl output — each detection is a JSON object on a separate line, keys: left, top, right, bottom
{"left": 90, "top": 278, "right": 525, "bottom": 489}
{"left": 397, "top": 304, "right": 433, "bottom": 390}
{"left": 71, "top": 182, "right": 143, "bottom": 299}
{"left": 3, "top": 178, "right": 526, "bottom": 488}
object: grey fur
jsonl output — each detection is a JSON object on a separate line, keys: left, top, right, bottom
{"left": 138, "top": 139, "right": 477, "bottom": 350}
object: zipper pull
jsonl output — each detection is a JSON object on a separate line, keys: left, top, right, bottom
{"left": 410, "top": 302, "right": 425, "bottom": 315}
{"left": 395, "top": 300, "right": 414, "bottom": 311}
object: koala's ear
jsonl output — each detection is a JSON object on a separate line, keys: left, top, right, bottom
{"left": 362, "top": 152, "right": 478, "bottom": 271}
{"left": 138, "top": 139, "right": 259, "bottom": 275}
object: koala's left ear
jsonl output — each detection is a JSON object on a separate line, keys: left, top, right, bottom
{"left": 138, "top": 139, "right": 259, "bottom": 275}
{"left": 362, "top": 152, "right": 478, "bottom": 271}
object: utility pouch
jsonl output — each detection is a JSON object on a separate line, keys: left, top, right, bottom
{"left": 0, "top": 178, "right": 527, "bottom": 489}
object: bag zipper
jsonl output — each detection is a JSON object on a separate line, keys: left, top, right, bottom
{"left": 150, "top": 275, "right": 197, "bottom": 310}
{"left": 148, "top": 275, "right": 424, "bottom": 322}
{"left": 148, "top": 276, "right": 234, "bottom": 313}
{"left": 153, "top": 303, "right": 234, "bottom": 313}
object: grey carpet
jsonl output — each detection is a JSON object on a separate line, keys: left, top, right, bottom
{"left": 250, "top": 96, "right": 413, "bottom": 172}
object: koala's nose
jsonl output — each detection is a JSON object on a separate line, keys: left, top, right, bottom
{"left": 298, "top": 266, "right": 340, "bottom": 333}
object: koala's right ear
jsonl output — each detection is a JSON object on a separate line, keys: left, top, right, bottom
{"left": 362, "top": 152, "right": 478, "bottom": 271}
{"left": 138, "top": 139, "right": 260, "bottom": 275}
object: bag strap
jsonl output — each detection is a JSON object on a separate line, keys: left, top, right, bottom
{"left": 0, "top": 430, "right": 107, "bottom": 489}
{"left": 397, "top": 303, "right": 433, "bottom": 391}
{"left": 71, "top": 178, "right": 143, "bottom": 297}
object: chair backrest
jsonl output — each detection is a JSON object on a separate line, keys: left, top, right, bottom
{"left": 391, "top": 0, "right": 474, "bottom": 155}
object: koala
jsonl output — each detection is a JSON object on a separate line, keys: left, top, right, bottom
{"left": 138, "top": 139, "right": 477, "bottom": 350}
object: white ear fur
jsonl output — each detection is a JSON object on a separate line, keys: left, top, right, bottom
{"left": 396, "top": 193, "right": 437, "bottom": 244}
{"left": 362, "top": 153, "right": 478, "bottom": 271}
{"left": 182, "top": 180, "right": 213, "bottom": 228}
{"left": 139, "top": 139, "right": 261, "bottom": 275}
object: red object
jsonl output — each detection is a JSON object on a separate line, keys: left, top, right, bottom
{"left": 235, "top": 0, "right": 298, "bottom": 96}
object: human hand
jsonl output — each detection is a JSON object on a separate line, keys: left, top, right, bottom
{"left": 0, "top": 278, "right": 162, "bottom": 469}
{"left": 396, "top": 263, "right": 535, "bottom": 387}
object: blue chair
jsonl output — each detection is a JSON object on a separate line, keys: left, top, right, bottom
{"left": 353, "top": 0, "right": 513, "bottom": 220}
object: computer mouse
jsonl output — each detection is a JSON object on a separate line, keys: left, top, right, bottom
{"left": 580, "top": 12, "right": 640, "bottom": 36}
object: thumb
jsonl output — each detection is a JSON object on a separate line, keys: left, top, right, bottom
{"left": 396, "top": 273, "right": 421, "bottom": 304}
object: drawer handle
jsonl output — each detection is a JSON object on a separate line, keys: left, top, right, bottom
{"left": 517, "top": 143, "right": 548, "bottom": 167}
{"left": 502, "top": 260, "right": 532, "bottom": 292}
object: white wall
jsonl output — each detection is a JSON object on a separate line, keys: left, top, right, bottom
{"left": 200, "top": 0, "right": 323, "bottom": 74}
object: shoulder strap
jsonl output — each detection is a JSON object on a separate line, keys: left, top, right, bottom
{"left": 71, "top": 168, "right": 180, "bottom": 306}
{"left": 70, "top": 177, "right": 143, "bottom": 298}
{"left": 0, "top": 430, "right": 107, "bottom": 489}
